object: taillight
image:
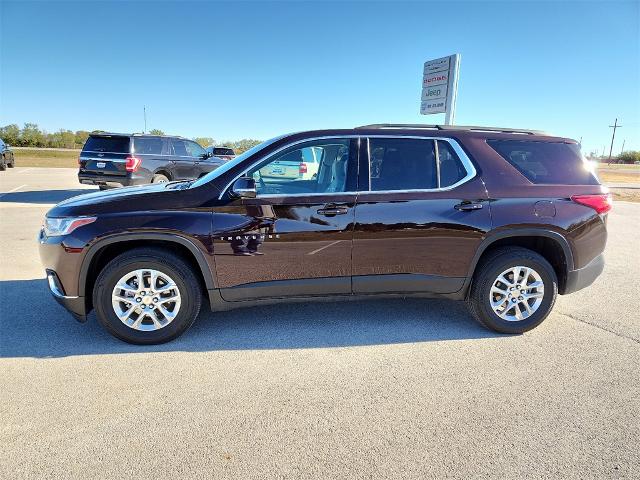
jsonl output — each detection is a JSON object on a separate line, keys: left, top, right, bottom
{"left": 125, "top": 156, "right": 142, "bottom": 172}
{"left": 571, "top": 193, "right": 612, "bottom": 214}
{"left": 299, "top": 162, "right": 307, "bottom": 175}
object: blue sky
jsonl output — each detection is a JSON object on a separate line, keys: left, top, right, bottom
{"left": 1, "top": 0, "right": 638, "bottom": 154}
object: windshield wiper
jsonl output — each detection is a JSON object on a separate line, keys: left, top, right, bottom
{"left": 165, "top": 179, "right": 194, "bottom": 190}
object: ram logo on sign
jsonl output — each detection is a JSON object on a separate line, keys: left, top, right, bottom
{"left": 420, "top": 54, "right": 461, "bottom": 124}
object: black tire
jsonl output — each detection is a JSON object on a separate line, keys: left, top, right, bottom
{"left": 8, "top": 158, "right": 15, "bottom": 168}
{"left": 93, "top": 248, "right": 202, "bottom": 344}
{"left": 98, "top": 185, "right": 110, "bottom": 191}
{"left": 152, "top": 173, "right": 169, "bottom": 183}
{"left": 466, "top": 246, "right": 557, "bottom": 334}
{"left": 0, "top": 159, "right": 6, "bottom": 171}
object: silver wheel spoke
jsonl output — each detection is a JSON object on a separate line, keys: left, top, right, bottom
{"left": 117, "top": 304, "right": 136, "bottom": 322}
{"left": 491, "top": 285, "right": 508, "bottom": 296}
{"left": 524, "top": 291, "right": 544, "bottom": 299}
{"left": 514, "top": 303, "right": 523, "bottom": 320}
{"left": 157, "top": 305, "right": 177, "bottom": 321}
{"left": 131, "top": 314, "right": 145, "bottom": 329}
{"left": 159, "top": 295, "right": 179, "bottom": 304}
{"left": 155, "top": 282, "right": 176, "bottom": 293}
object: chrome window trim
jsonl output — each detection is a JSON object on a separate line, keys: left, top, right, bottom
{"left": 218, "top": 134, "right": 477, "bottom": 200}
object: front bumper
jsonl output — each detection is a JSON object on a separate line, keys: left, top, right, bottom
{"left": 47, "top": 270, "right": 87, "bottom": 322}
{"left": 563, "top": 253, "right": 605, "bottom": 295}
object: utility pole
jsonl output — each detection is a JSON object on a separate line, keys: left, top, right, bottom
{"left": 607, "top": 118, "right": 622, "bottom": 164}
{"left": 620, "top": 139, "right": 625, "bottom": 155}
{"left": 579, "top": 136, "right": 582, "bottom": 147}
{"left": 143, "top": 106, "right": 147, "bottom": 134}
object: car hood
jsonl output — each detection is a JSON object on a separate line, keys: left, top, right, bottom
{"left": 47, "top": 182, "right": 197, "bottom": 217}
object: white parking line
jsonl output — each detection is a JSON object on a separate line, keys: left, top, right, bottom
{"left": 308, "top": 240, "right": 343, "bottom": 255}
{"left": 0, "top": 184, "right": 27, "bottom": 198}
{"left": 18, "top": 168, "right": 34, "bottom": 173}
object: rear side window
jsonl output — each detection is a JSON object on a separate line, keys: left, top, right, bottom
{"left": 133, "top": 137, "right": 165, "bottom": 155}
{"left": 369, "top": 138, "right": 437, "bottom": 191}
{"left": 83, "top": 136, "right": 130, "bottom": 153}
{"left": 437, "top": 140, "right": 467, "bottom": 188}
{"left": 487, "top": 140, "right": 598, "bottom": 185}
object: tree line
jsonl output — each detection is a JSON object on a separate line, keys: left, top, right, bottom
{"left": 0, "top": 123, "right": 262, "bottom": 154}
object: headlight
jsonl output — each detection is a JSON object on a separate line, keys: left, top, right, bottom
{"left": 43, "top": 216, "right": 96, "bottom": 236}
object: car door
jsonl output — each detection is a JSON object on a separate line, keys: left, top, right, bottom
{"left": 352, "top": 136, "right": 491, "bottom": 294}
{"left": 170, "top": 139, "right": 199, "bottom": 179}
{"left": 132, "top": 136, "right": 170, "bottom": 179}
{"left": 184, "top": 140, "right": 208, "bottom": 177}
{"left": 212, "top": 137, "right": 359, "bottom": 301}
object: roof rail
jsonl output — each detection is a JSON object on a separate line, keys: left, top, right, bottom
{"left": 355, "top": 124, "right": 548, "bottom": 135}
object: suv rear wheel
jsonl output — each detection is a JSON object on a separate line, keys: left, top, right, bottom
{"left": 466, "top": 247, "right": 558, "bottom": 334}
{"left": 93, "top": 248, "right": 202, "bottom": 344}
{"left": 152, "top": 173, "right": 169, "bottom": 183}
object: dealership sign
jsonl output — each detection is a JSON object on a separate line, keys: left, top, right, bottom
{"left": 420, "top": 54, "right": 461, "bottom": 124}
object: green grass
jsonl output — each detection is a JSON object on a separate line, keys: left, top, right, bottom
{"left": 13, "top": 148, "right": 80, "bottom": 168}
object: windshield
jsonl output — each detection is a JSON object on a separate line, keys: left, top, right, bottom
{"left": 190, "top": 135, "right": 288, "bottom": 188}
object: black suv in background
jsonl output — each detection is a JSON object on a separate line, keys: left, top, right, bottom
{"left": 78, "top": 133, "right": 226, "bottom": 189}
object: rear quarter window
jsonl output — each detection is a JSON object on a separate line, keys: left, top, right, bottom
{"left": 83, "top": 136, "right": 130, "bottom": 153}
{"left": 487, "top": 139, "right": 598, "bottom": 185}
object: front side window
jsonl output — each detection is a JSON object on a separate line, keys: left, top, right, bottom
{"left": 369, "top": 138, "right": 437, "bottom": 191}
{"left": 247, "top": 138, "right": 353, "bottom": 196}
{"left": 186, "top": 141, "right": 206, "bottom": 157}
{"left": 171, "top": 139, "right": 188, "bottom": 156}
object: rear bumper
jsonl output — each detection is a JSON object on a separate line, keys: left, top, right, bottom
{"left": 46, "top": 270, "right": 87, "bottom": 322}
{"left": 78, "top": 172, "right": 146, "bottom": 187}
{"left": 562, "top": 253, "right": 605, "bottom": 295}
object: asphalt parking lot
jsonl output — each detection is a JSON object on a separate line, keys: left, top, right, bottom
{"left": 1, "top": 168, "right": 639, "bottom": 479}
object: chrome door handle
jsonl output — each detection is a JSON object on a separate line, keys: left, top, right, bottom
{"left": 454, "top": 202, "right": 483, "bottom": 211}
{"left": 317, "top": 207, "right": 348, "bottom": 216}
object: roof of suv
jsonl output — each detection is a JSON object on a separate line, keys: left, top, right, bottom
{"left": 278, "top": 125, "right": 576, "bottom": 144}
{"left": 89, "top": 132, "right": 190, "bottom": 140}
{"left": 356, "top": 124, "right": 549, "bottom": 135}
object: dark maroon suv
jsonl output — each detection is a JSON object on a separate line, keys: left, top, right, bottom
{"left": 38, "top": 124, "right": 610, "bottom": 344}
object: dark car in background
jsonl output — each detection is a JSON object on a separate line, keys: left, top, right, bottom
{"left": 0, "top": 138, "right": 15, "bottom": 170}
{"left": 78, "top": 133, "right": 226, "bottom": 189}
{"left": 41, "top": 124, "right": 610, "bottom": 344}
{"left": 205, "top": 145, "right": 236, "bottom": 161}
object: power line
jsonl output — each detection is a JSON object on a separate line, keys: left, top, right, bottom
{"left": 607, "top": 118, "right": 622, "bottom": 164}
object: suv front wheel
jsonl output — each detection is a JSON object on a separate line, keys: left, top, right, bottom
{"left": 466, "top": 247, "right": 558, "bottom": 334}
{"left": 93, "top": 248, "right": 202, "bottom": 344}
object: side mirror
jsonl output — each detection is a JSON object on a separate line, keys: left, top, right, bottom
{"left": 231, "top": 177, "right": 257, "bottom": 198}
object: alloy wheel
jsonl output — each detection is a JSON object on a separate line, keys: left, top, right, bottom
{"left": 111, "top": 269, "right": 181, "bottom": 331}
{"left": 489, "top": 266, "right": 545, "bottom": 322}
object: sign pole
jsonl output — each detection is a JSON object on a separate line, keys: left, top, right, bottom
{"left": 444, "top": 54, "right": 461, "bottom": 125}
